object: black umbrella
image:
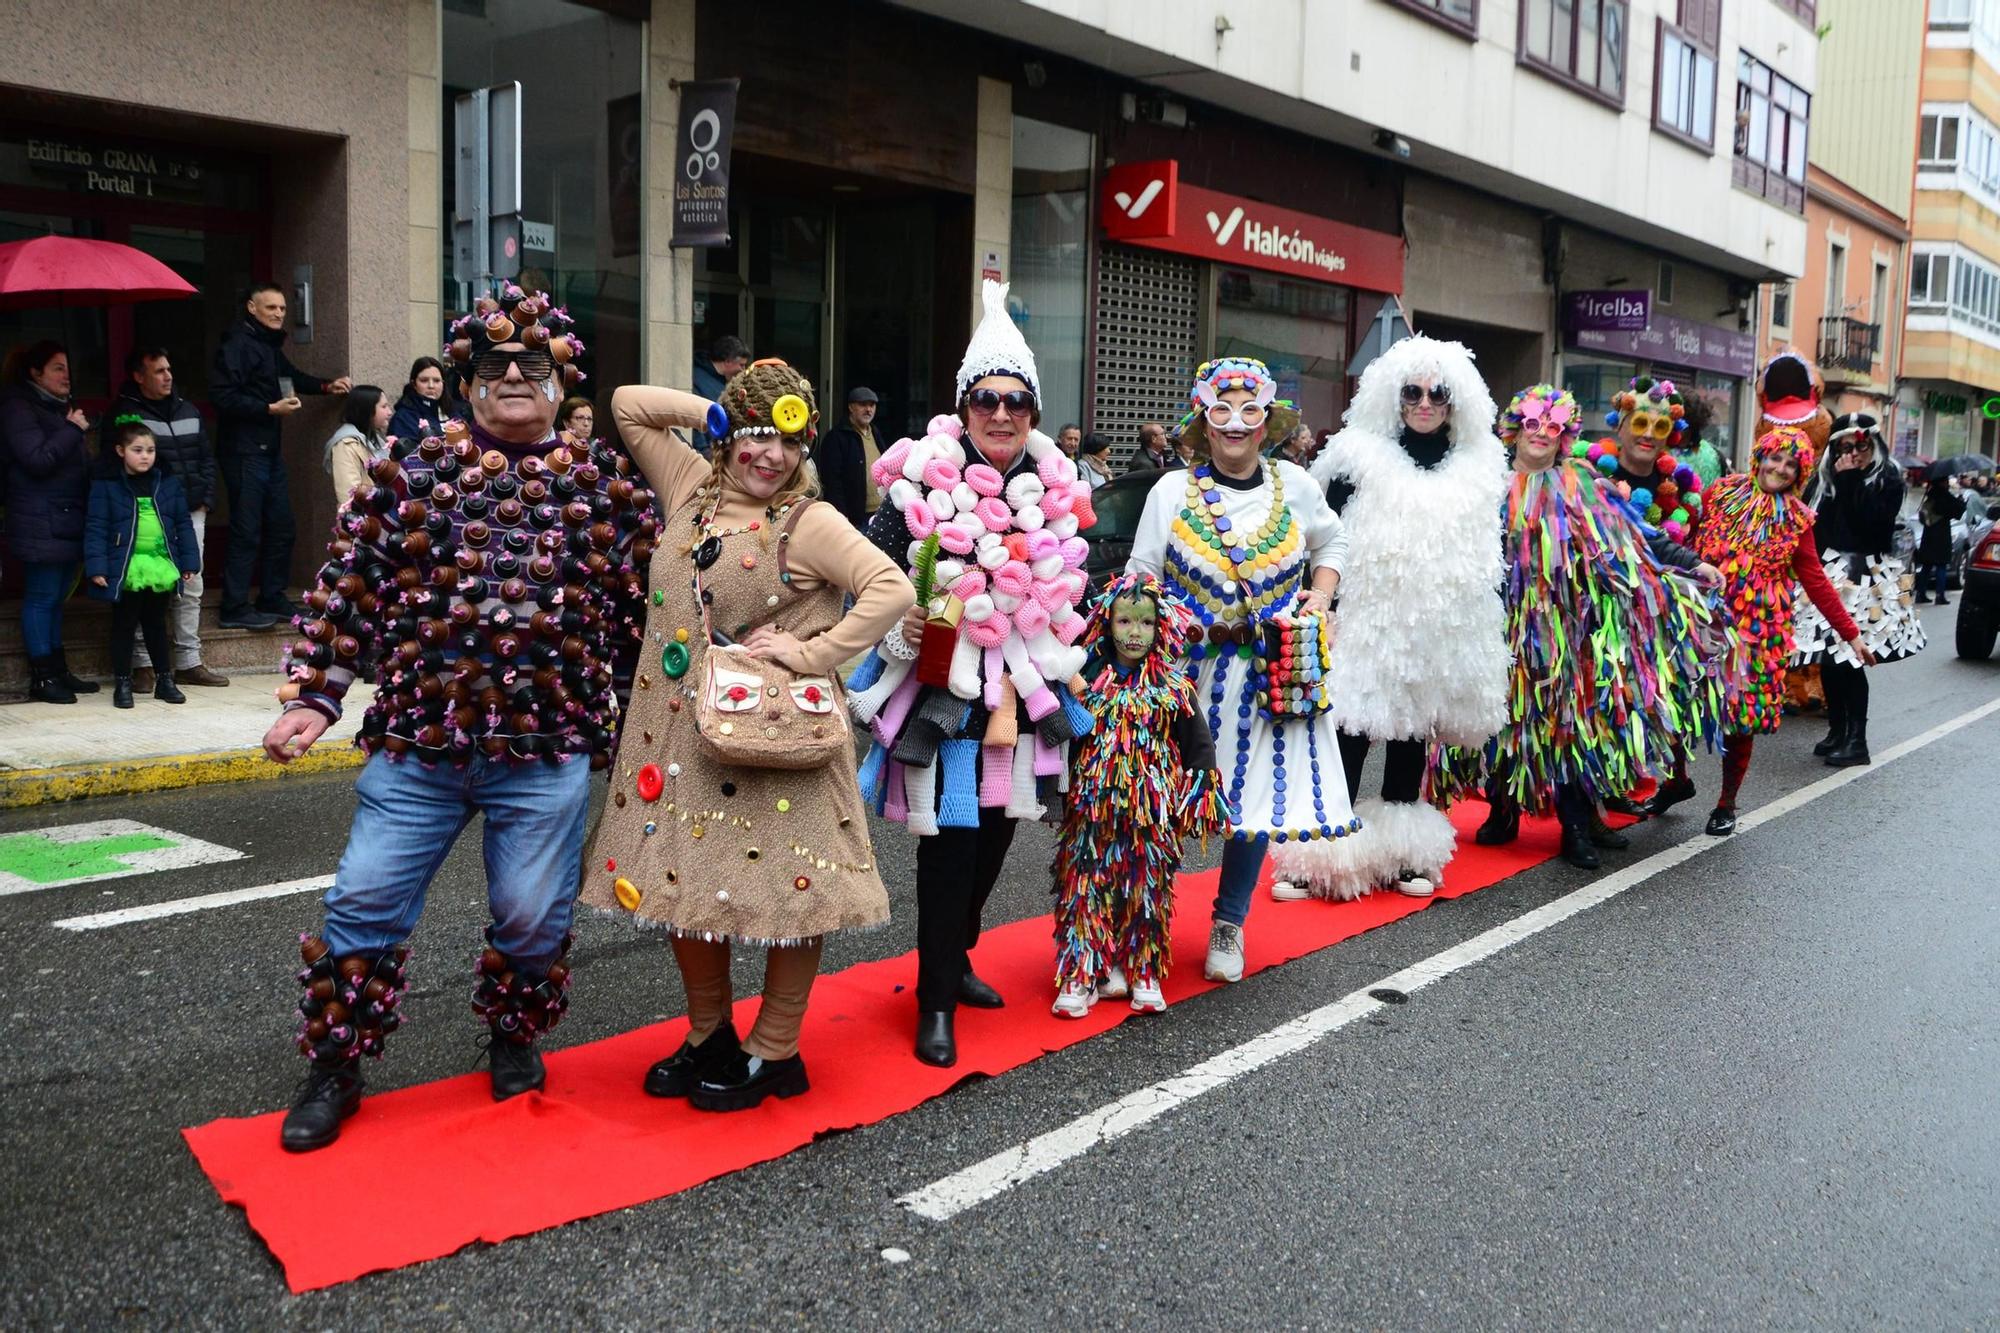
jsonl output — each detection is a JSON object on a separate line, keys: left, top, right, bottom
{"left": 1935, "top": 453, "right": 1995, "bottom": 476}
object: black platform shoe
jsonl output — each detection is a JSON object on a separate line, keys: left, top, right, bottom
{"left": 689, "top": 1050, "right": 809, "bottom": 1111}
{"left": 958, "top": 971, "right": 1005, "bottom": 1009}
{"left": 915, "top": 1010, "right": 957, "bottom": 1067}
{"left": 1646, "top": 776, "right": 1699, "bottom": 817}
{"left": 485, "top": 1030, "right": 546, "bottom": 1100}
{"left": 644, "top": 1022, "right": 741, "bottom": 1098}
{"left": 112, "top": 675, "right": 134, "bottom": 709}
{"left": 1704, "top": 805, "right": 1738, "bottom": 837}
{"left": 1474, "top": 793, "right": 1520, "bottom": 846}
{"left": 280, "top": 1060, "right": 364, "bottom": 1153}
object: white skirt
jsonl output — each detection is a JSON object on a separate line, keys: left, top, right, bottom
{"left": 1193, "top": 650, "right": 1358, "bottom": 845}
{"left": 1790, "top": 550, "right": 1927, "bottom": 667}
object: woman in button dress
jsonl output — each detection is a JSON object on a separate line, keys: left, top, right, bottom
{"left": 1124, "top": 356, "right": 1354, "bottom": 985}
{"left": 582, "top": 363, "right": 913, "bottom": 1111}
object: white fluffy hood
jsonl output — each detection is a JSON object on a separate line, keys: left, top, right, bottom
{"left": 1329, "top": 334, "right": 1499, "bottom": 461}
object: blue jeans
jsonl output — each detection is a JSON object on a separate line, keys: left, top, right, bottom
{"left": 19, "top": 561, "right": 75, "bottom": 659}
{"left": 1212, "top": 837, "right": 1268, "bottom": 928}
{"left": 322, "top": 752, "right": 590, "bottom": 967}
{"left": 1929, "top": 562, "right": 1950, "bottom": 600}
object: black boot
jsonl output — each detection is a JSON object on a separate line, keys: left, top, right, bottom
{"left": 1825, "top": 716, "right": 1870, "bottom": 768}
{"left": 689, "top": 1049, "right": 810, "bottom": 1111}
{"left": 55, "top": 650, "right": 99, "bottom": 694}
{"left": 1812, "top": 706, "right": 1847, "bottom": 757}
{"left": 958, "top": 971, "right": 1005, "bottom": 1009}
{"left": 112, "top": 675, "right": 135, "bottom": 709}
{"left": 915, "top": 1010, "right": 957, "bottom": 1067}
{"left": 471, "top": 932, "right": 572, "bottom": 1100}
{"left": 484, "top": 1029, "right": 546, "bottom": 1100}
{"left": 154, "top": 672, "right": 186, "bottom": 704}
{"left": 1474, "top": 787, "right": 1520, "bottom": 845}
{"left": 280, "top": 1059, "right": 365, "bottom": 1153}
{"left": 644, "top": 1021, "right": 741, "bottom": 1097}
{"left": 28, "top": 657, "right": 76, "bottom": 705}
{"left": 1587, "top": 808, "right": 1631, "bottom": 849}
{"left": 1555, "top": 790, "right": 1601, "bottom": 870}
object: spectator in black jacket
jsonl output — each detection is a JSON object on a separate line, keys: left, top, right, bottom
{"left": 817, "top": 385, "right": 883, "bottom": 528}
{"left": 102, "top": 347, "right": 229, "bottom": 687}
{"left": 1127, "top": 421, "right": 1178, "bottom": 473}
{"left": 0, "top": 340, "right": 98, "bottom": 702}
{"left": 388, "top": 357, "right": 449, "bottom": 444}
{"left": 210, "top": 283, "right": 349, "bottom": 628}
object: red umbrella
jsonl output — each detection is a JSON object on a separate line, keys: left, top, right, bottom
{"left": 0, "top": 235, "right": 197, "bottom": 311}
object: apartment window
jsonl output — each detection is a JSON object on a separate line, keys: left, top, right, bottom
{"left": 1931, "top": 0, "right": 1973, "bottom": 27}
{"left": 1871, "top": 261, "right": 1890, "bottom": 323}
{"left": 1656, "top": 15, "right": 1719, "bottom": 148}
{"left": 1909, "top": 251, "right": 1950, "bottom": 308}
{"left": 1771, "top": 282, "right": 1792, "bottom": 329}
{"left": 1658, "top": 261, "right": 1677, "bottom": 304}
{"left": 1920, "top": 112, "right": 1962, "bottom": 165}
{"left": 1774, "top": 0, "right": 1815, "bottom": 24}
{"left": 1386, "top": 0, "right": 1479, "bottom": 38}
{"left": 1734, "top": 53, "right": 1809, "bottom": 211}
{"left": 1521, "top": 0, "right": 1629, "bottom": 105}
{"left": 1826, "top": 241, "right": 1847, "bottom": 315}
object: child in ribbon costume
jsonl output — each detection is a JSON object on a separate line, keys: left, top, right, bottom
{"left": 1051, "top": 573, "right": 1231, "bottom": 1017}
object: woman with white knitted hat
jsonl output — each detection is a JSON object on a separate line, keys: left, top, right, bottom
{"left": 852, "top": 280, "right": 1098, "bottom": 1067}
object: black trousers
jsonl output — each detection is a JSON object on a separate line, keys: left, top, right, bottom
{"left": 1820, "top": 658, "right": 1869, "bottom": 725}
{"left": 220, "top": 451, "right": 295, "bottom": 612}
{"left": 913, "top": 806, "right": 1017, "bottom": 1012}
{"left": 110, "top": 589, "right": 175, "bottom": 677}
{"left": 1336, "top": 730, "right": 1426, "bottom": 806}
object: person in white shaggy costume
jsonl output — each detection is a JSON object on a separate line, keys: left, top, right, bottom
{"left": 1271, "top": 335, "right": 1508, "bottom": 900}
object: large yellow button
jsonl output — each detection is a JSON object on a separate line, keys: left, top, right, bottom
{"left": 771, "top": 393, "right": 811, "bottom": 435}
{"left": 613, "top": 877, "right": 640, "bottom": 910}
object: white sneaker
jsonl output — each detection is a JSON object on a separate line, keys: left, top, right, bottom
{"left": 1051, "top": 983, "right": 1097, "bottom": 1019}
{"left": 1390, "top": 869, "right": 1435, "bottom": 898}
{"left": 1098, "top": 965, "right": 1129, "bottom": 999}
{"left": 1203, "top": 922, "right": 1245, "bottom": 983}
{"left": 1269, "top": 879, "right": 1312, "bottom": 901}
{"left": 1130, "top": 975, "right": 1166, "bottom": 1013}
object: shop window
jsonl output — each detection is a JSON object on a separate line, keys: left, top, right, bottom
{"left": 1009, "top": 117, "right": 1093, "bottom": 436}
{"left": 1733, "top": 53, "right": 1809, "bottom": 213}
{"left": 1692, "top": 371, "right": 1740, "bottom": 465}
{"left": 1213, "top": 267, "right": 1350, "bottom": 440}
{"left": 1386, "top": 0, "right": 1478, "bottom": 39}
{"left": 442, "top": 0, "right": 643, "bottom": 394}
{"left": 1654, "top": 3, "right": 1718, "bottom": 149}
{"left": 1520, "top": 0, "right": 1629, "bottom": 106}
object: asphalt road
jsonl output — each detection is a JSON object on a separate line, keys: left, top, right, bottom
{"left": 2, "top": 601, "right": 1995, "bottom": 1330}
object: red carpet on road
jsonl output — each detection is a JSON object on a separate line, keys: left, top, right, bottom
{"left": 185, "top": 804, "right": 1569, "bottom": 1292}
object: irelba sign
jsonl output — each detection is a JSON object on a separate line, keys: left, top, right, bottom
{"left": 1564, "top": 289, "right": 1652, "bottom": 333}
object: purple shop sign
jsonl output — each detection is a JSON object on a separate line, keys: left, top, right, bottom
{"left": 1564, "top": 289, "right": 1652, "bottom": 332}
{"left": 1569, "top": 312, "right": 1757, "bottom": 379}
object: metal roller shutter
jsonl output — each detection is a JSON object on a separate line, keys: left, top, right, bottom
{"left": 1091, "top": 244, "right": 1201, "bottom": 464}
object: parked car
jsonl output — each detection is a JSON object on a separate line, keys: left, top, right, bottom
{"left": 1895, "top": 505, "right": 1978, "bottom": 589}
{"left": 1956, "top": 526, "right": 2000, "bottom": 659}
{"left": 1081, "top": 466, "right": 1169, "bottom": 588}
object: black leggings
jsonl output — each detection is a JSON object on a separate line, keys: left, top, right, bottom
{"left": 913, "top": 806, "right": 1017, "bottom": 1012}
{"left": 111, "top": 589, "right": 174, "bottom": 677}
{"left": 1337, "top": 730, "right": 1426, "bottom": 805}
{"left": 1820, "top": 659, "right": 1869, "bottom": 722}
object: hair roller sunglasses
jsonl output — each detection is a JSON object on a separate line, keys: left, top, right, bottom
{"left": 473, "top": 347, "right": 556, "bottom": 382}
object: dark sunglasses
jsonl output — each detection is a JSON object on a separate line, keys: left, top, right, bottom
{"left": 1400, "top": 383, "right": 1451, "bottom": 407}
{"left": 966, "top": 387, "right": 1037, "bottom": 415}
{"left": 473, "top": 348, "right": 555, "bottom": 382}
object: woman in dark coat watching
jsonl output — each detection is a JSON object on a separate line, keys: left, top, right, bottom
{"left": 1915, "top": 474, "right": 1965, "bottom": 606}
{"left": 0, "top": 340, "right": 99, "bottom": 702}
{"left": 387, "top": 356, "right": 449, "bottom": 443}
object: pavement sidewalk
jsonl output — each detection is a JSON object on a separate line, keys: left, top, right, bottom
{"left": 0, "top": 670, "right": 371, "bottom": 807}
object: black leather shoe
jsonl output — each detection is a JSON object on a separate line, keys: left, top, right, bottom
{"left": 486, "top": 1035, "right": 546, "bottom": 1100}
{"left": 280, "top": 1060, "right": 364, "bottom": 1153}
{"left": 154, "top": 675, "right": 186, "bottom": 704}
{"left": 1586, "top": 810, "right": 1631, "bottom": 849}
{"left": 958, "top": 971, "right": 1004, "bottom": 1009}
{"left": 915, "top": 1011, "right": 957, "bottom": 1067}
{"left": 1646, "top": 776, "right": 1698, "bottom": 817}
{"left": 112, "top": 676, "right": 135, "bottom": 710}
{"left": 257, "top": 596, "right": 303, "bottom": 620}
{"left": 1704, "top": 805, "right": 1737, "bottom": 837}
{"left": 1474, "top": 796, "right": 1519, "bottom": 846}
{"left": 689, "top": 1050, "right": 809, "bottom": 1111}
{"left": 644, "top": 1022, "right": 740, "bottom": 1098}
{"left": 1601, "top": 794, "right": 1649, "bottom": 819}
{"left": 218, "top": 607, "right": 279, "bottom": 630}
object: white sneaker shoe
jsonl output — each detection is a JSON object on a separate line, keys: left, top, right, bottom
{"left": 1390, "top": 868, "right": 1435, "bottom": 898}
{"left": 1098, "top": 965, "right": 1129, "bottom": 999}
{"left": 1130, "top": 975, "right": 1166, "bottom": 1013}
{"left": 1269, "top": 879, "right": 1312, "bottom": 901}
{"left": 1203, "top": 922, "right": 1245, "bottom": 983}
{"left": 1051, "top": 983, "right": 1097, "bottom": 1019}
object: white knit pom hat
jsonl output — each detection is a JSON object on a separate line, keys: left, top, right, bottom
{"left": 955, "top": 279, "right": 1040, "bottom": 403}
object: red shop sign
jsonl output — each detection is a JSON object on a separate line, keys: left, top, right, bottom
{"left": 1100, "top": 159, "right": 1403, "bottom": 294}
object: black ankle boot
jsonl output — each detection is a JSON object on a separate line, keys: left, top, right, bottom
{"left": 154, "top": 673, "right": 186, "bottom": 704}
{"left": 280, "top": 1059, "right": 365, "bottom": 1152}
{"left": 958, "top": 971, "right": 1004, "bottom": 1009}
{"left": 1559, "top": 813, "right": 1602, "bottom": 869}
{"left": 28, "top": 657, "right": 76, "bottom": 705}
{"left": 1474, "top": 791, "right": 1520, "bottom": 845}
{"left": 1813, "top": 711, "right": 1847, "bottom": 757}
{"left": 644, "top": 1022, "right": 741, "bottom": 1097}
{"left": 689, "top": 1049, "right": 810, "bottom": 1111}
{"left": 915, "top": 1010, "right": 956, "bottom": 1067}
{"left": 112, "top": 676, "right": 135, "bottom": 709}
{"left": 471, "top": 932, "right": 572, "bottom": 1100}
{"left": 485, "top": 1029, "right": 546, "bottom": 1100}
{"left": 55, "top": 650, "right": 99, "bottom": 694}
{"left": 1825, "top": 717, "right": 1870, "bottom": 768}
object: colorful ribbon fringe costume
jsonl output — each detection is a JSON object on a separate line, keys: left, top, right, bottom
{"left": 1432, "top": 386, "right": 1728, "bottom": 813}
{"left": 1051, "top": 575, "right": 1232, "bottom": 993}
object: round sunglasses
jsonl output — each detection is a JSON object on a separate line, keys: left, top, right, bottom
{"left": 965, "top": 387, "right": 1037, "bottom": 415}
{"left": 1399, "top": 383, "right": 1451, "bottom": 407}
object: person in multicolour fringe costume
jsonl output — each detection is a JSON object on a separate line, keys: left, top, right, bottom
{"left": 1429, "top": 384, "right": 1729, "bottom": 870}
{"left": 1694, "top": 423, "right": 1876, "bottom": 837}
{"left": 260, "top": 285, "right": 658, "bottom": 1151}
{"left": 1125, "top": 356, "right": 1355, "bottom": 985}
{"left": 1577, "top": 373, "right": 1713, "bottom": 819}
{"left": 1050, "top": 572, "right": 1232, "bottom": 1018}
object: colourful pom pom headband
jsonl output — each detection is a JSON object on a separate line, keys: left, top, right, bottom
{"left": 1603, "top": 374, "right": 1687, "bottom": 445}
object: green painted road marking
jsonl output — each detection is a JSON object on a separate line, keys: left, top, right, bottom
{"left": 0, "top": 820, "right": 248, "bottom": 897}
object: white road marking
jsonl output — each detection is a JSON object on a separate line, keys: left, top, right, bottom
{"left": 50, "top": 875, "right": 332, "bottom": 931}
{"left": 897, "top": 695, "right": 2000, "bottom": 1222}
{"left": 0, "top": 820, "right": 246, "bottom": 896}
